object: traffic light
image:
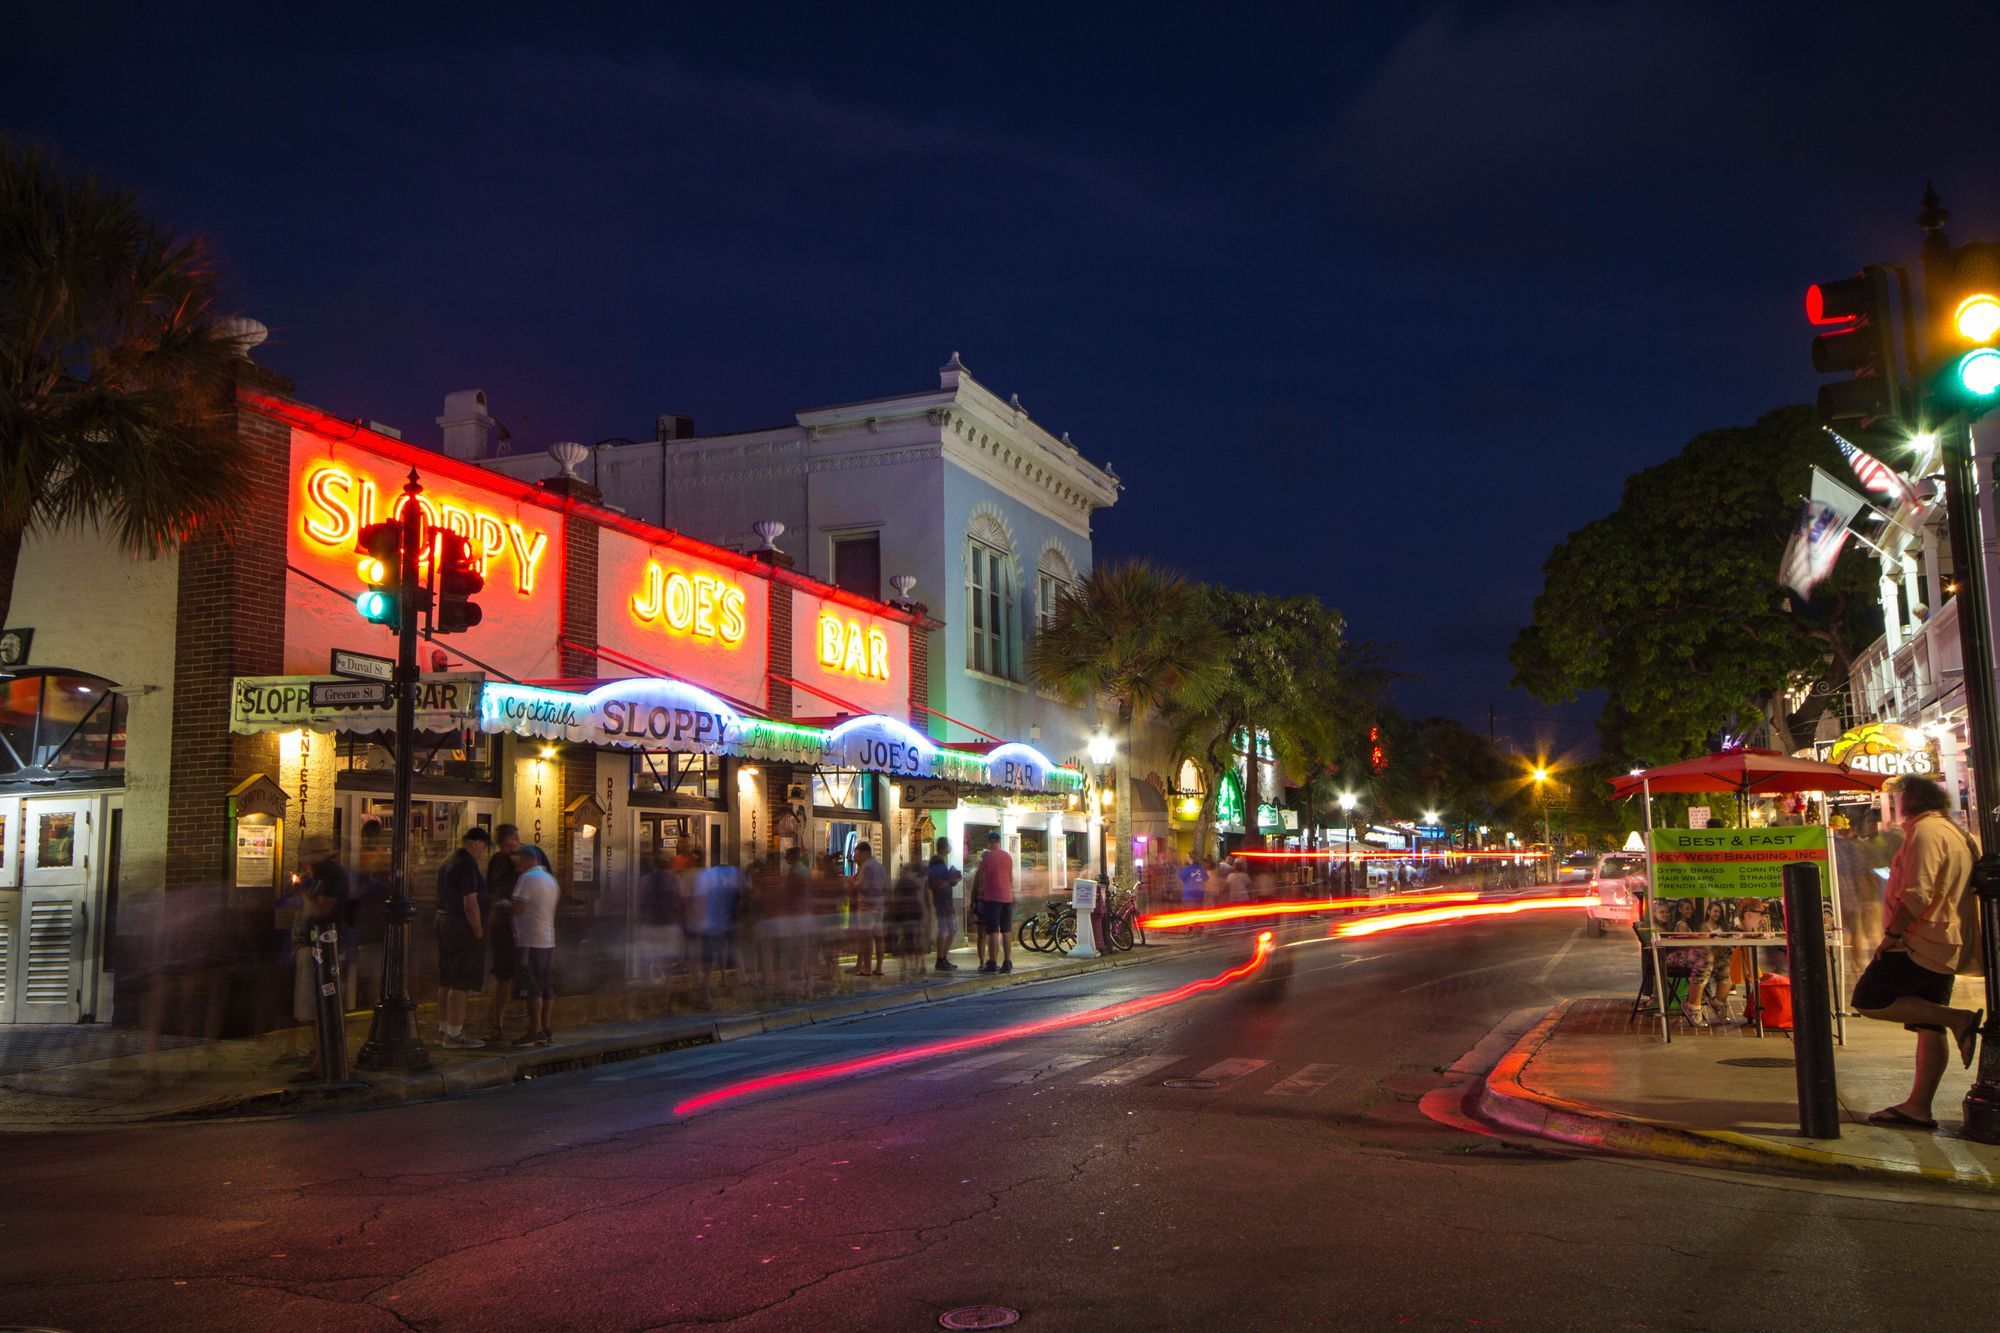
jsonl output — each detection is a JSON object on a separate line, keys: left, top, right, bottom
{"left": 1931, "top": 241, "right": 2000, "bottom": 416}
{"left": 1806, "top": 265, "right": 1909, "bottom": 425}
{"left": 354, "top": 521, "right": 402, "bottom": 626}
{"left": 432, "top": 530, "right": 484, "bottom": 634}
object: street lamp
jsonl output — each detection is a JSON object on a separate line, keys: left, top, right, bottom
{"left": 1338, "top": 791, "right": 1359, "bottom": 896}
{"left": 1088, "top": 732, "right": 1115, "bottom": 882}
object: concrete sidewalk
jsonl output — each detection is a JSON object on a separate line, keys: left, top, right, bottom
{"left": 1477, "top": 992, "right": 2000, "bottom": 1191}
{"left": 0, "top": 934, "right": 1220, "bottom": 1131}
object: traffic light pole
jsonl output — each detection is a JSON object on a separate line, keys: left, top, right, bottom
{"left": 356, "top": 470, "right": 431, "bottom": 1072}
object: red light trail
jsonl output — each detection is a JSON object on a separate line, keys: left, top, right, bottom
{"left": 1329, "top": 894, "right": 1598, "bottom": 939}
{"left": 1138, "top": 889, "right": 1478, "bottom": 930}
{"left": 671, "top": 933, "right": 1277, "bottom": 1117}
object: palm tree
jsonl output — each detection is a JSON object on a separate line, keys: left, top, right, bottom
{"left": 0, "top": 144, "right": 252, "bottom": 632}
{"left": 1029, "top": 559, "right": 1223, "bottom": 882}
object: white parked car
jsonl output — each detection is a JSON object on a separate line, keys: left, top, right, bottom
{"left": 1584, "top": 853, "right": 1647, "bottom": 936}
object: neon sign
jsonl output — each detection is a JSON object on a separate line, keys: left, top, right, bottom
{"left": 818, "top": 612, "right": 890, "bottom": 680}
{"left": 299, "top": 462, "right": 550, "bottom": 594}
{"left": 630, "top": 561, "right": 748, "bottom": 645}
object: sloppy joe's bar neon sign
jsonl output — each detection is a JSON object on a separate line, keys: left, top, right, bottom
{"left": 818, "top": 611, "right": 890, "bottom": 680}
{"left": 299, "top": 462, "right": 551, "bottom": 594}
{"left": 630, "top": 560, "right": 749, "bottom": 645}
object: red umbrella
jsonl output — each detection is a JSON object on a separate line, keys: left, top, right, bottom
{"left": 1607, "top": 747, "right": 1890, "bottom": 800}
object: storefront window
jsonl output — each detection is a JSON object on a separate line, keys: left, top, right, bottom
{"left": 336, "top": 731, "right": 497, "bottom": 788}
{"left": 631, "top": 750, "right": 722, "bottom": 803}
{"left": 812, "top": 768, "right": 875, "bottom": 813}
{"left": 1065, "top": 831, "right": 1090, "bottom": 875}
{"left": 0, "top": 672, "right": 126, "bottom": 777}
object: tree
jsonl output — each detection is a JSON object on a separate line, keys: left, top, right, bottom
{"left": 1510, "top": 406, "right": 1881, "bottom": 766}
{"left": 0, "top": 144, "right": 251, "bottom": 631}
{"left": 1166, "top": 587, "right": 1364, "bottom": 852}
{"left": 1029, "top": 560, "right": 1224, "bottom": 882}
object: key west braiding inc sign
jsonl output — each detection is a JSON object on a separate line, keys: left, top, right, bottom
{"left": 479, "top": 678, "right": 1081, "bottom": 791}
{"left": 1648, "top": 826, "right": 1829, "bottom": 898}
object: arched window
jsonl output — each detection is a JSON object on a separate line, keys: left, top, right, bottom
{"left": 1035, "top": 544, "right": 1078, "bottom": 634}
{"left": 966, "top": 514, "right": 1016, "bottom": 679}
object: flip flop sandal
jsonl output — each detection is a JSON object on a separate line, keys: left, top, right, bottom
{"left": 1959, "top": 1010, "right": 1984, "bottom": 1070}
{"left": 1866, "top": 1107, "right": 1939, "bottom": 1130}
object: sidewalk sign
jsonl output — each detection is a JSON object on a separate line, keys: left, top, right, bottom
{"left": 1647, "top": 826, "right": 1828, "bottom": 898}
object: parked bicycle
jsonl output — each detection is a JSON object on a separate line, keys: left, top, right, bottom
{"left": 1015, "top": 881, "right": 1146, "bottom": 954}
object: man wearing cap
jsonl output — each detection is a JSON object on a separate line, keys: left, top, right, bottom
{"left": 435, "top": 826, "right": 491, "bottom": 1048}
{"left": 293, "top": 833, "right": 350, "bottom": 1080}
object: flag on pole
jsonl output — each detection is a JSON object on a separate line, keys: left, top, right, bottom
{"left": 1826, "top": 427, "right": 1921, "bottom": 513}
{"left": 1808, "top": 464, "right": 1870, "bottom": 524}
{"left": 1778, "top": 499, "right": 1853, "bottom": 598}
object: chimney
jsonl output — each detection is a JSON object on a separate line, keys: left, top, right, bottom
{"left": 438, "top": 390, "right": 496, "bottom": 460}
{"left": 655, "top": 413, "right": 695, "bottom": 443}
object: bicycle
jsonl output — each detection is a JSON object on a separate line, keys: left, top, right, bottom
{"left": 1017, "top": 899, "right": 1075, "bottom": 953}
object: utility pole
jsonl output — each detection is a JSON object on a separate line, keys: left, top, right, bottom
{"left": 356, "top": 470, "right": 432, "bottom": 1072}
{"left": 1913, "top": 191, "right": 2000, "bottom": 1143}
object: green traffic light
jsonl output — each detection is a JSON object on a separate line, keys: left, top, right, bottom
{"left": 356, "top": 589, "right": 393, "bottom": 623}
{"left": 1959, "top": 347, "right": 2000, "bottom": 399}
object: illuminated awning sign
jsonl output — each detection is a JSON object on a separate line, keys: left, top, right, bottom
{"left": 231, "top": 672, "right": 483, "bottom": 735}
{"left": 299, "top": 461, "right": 551, "bottom": 594}
{"left": 476, "top": 678, "right": 1082, "bottom": 792}
{"left": 818, "top": 612, "right": 890, "bottom": 680}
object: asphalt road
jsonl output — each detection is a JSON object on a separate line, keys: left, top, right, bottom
{"left": 6, "top": 911, "right": 2000, "bottom": 1331}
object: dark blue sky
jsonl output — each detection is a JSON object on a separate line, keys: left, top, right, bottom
{"left": 8, "top": 1, "right": 1998, "bottom": 755}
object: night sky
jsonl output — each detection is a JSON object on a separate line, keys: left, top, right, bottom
{"left": 9, "top": 1, "right": 1999, "bottom": 754}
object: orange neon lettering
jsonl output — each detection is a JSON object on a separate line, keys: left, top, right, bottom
{"left": 842, "top": 622, "right": 866, "bottom": 674}
{"left": 719, "top": 586, "right": 748, "bottom": 642}
{"left": 868, "top": 628, "right": 889, "bottom": 680}
{"left": 303, "top": 466, "right": 357, "bottom": 545}
{"left": 473, "top": 513, "right": 505, "bottom": 575}
{"left": 819, "top": 613, "right": 845, "bottom": 668}
{"left": 693, "top": 575, "right": 720, "bottom": 637}
{"left": 507, "top": 522, "right": 548, "bottom": 593}
{"left": 632, "top": 561, "right": 665, "bottom": 621}
{"left": 663, "top": 570, "right": 694, "bottom": 631}
{"left": 358, "top": 476, "right": 380, "bottom": 528}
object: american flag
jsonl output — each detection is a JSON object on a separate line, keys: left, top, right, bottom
{"left": 1828, "top": 428, "right": 1922, "bottom": 513}
{"left": 1778, "top": 499, "right": 1852, "bottom": 599}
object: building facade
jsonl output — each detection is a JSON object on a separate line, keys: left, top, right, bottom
{"left": 0, "top": 356, "right": 1079, "bottom": 1029}
{"left": 484, "top": 354, "right": 1128, "bottom": 899}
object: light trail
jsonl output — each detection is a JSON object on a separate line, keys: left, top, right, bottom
{"left": 1330, "top": 894, "right": 1599, "bottom": 939}
{"left": 1225, "top": 849, "right": 1549, "bottom": 861}
{"left": 671, "top": 933, "right": 1278, "bottom": 1117}
{"left": 1138, "top": 889, "right": 1478, "bottom": 930}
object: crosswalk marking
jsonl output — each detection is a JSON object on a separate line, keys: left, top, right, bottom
{"left": 1264, "top": 1062, "right": 1343, "bottom": 1096}
{"left": 1193, "top": 1057, "right": 1270, "bottom": 1083}
{"left": 994, "top": 1054, "right": 1098, "bottom": 1086}
{"left": 1079, "top": 1055, "right": 1184, "bottom": 1086}
{"left": 911, "top": 1051, "right": 1019, "bottom": 1081}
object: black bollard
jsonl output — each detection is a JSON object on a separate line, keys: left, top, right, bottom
{"left": 308, "top": 919, "right": 350, "bottom": 1085}
{"left": 1782, "top": 862, "right": 1839, "bottom": 1140}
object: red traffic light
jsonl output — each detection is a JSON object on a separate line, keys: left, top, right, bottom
{"left": 1805, "top": 278, "right": 1868, "bottom": 326}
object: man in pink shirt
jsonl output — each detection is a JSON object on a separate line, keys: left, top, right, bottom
{"left": 975, "top": 830, "right": 1015, "bottom": 974}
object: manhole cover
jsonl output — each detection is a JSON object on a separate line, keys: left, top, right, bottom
{"left": 1718, "top": 1057, "right": 1796, "bottom": 1069}
{"left": 1162, "top": 1078, "right": 1221, "bottom": 1089}
{"left": 940, "top": 1307, "right": 1020, "bottom": 1330}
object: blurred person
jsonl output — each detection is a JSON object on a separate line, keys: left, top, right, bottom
{"left": 778, "top": 846, "right": 814, "bottom": 994}
{"left": 746, "top": 854, "right": 783, "bottom": 992}
{"left": 1178, "top": 852, "right": 1207, "bottom": 908}
{"left": 291, "top": 833, "right": 349, "bottom": 1080}
{"left": 689, "top": 850, "right": 741, "bottom": 1003}
{"left": 479, "top": 824, "right": 524, "bottom": 1042}
{"left": 1836, "top": 814, "right": 1886, "bottom": 976}
{"left": 1853, "top": 775, "right": 1983, "bottom": 1131}
{"left": 928, "top": 836, "right": 963, "bottom": 971}
{"left": 142, "top": 887, "right": 231, "bottom": 1080}
{"left": 849, "top": 841, "right": 888, "bottom": 977}
{"left": 811, "top": 853, "right": 847, "bottom": 986}
{"left": 638, "top": 848, "right": 683, "bottom": 983}
{"left": 975, "top": 831, "right": 1014, "bottom": 974}
{"left": 494, "top": 845, "right": 559, "bottom": 1046}
{"left": 889, "top": 853, "right": 927, "bottom": 981}
{"left": 348, "top": 824, "right": 390, "bottom": 1010}
{"left": 1227, "top": 859, "right": 1251, "bottom": 905}
{"left": 434, "top": 826, "right": 491, "bottom": 1048}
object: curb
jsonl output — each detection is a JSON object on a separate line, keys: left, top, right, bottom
{"left": 85, "top": 938, "right": 1218, "bottom": 1127}
{"left": 1474, "top": 1001, "right": 2000, "bottom": 1193}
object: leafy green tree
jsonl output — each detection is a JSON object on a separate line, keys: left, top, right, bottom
{"left": 1510, "top": 406, "right": 1881, "bottom": 765}
{"left": 1169, "top": 586, "right": 1367, "bottom": 850}
{"left": 0, "top": 145, "right": 251, "bottom": 630}
{"left": 1029, "top": 560, "right": 1224, "bottom": 881}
